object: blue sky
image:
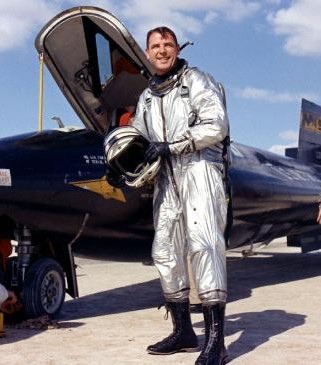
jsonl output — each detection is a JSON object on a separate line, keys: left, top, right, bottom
{"left": 0, "top": 0, "right": 321, "bottom": 154}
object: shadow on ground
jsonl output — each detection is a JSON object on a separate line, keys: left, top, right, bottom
{"left": 227, "top": 249, "right": 321, "bottom": 303}
{"left": 75, "top": 238, "right": 321, "bottom": 304}
{"left": 193, "top": 309, "right": 306, "bottom": 362}
{"left": 73, "top": 237, "right": 153, "bottom": 263}
{"left": 60, "top": 278, "right": 163, "bottom": 320}
{"left": 224, "top": 309, "right": 306, "bottom": 361}
{"left": 2, "top": 240, "right": 319, "bottom": 352}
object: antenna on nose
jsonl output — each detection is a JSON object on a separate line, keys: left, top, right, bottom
{"left": 180, "top": 41, "right": 194, "bottom": 51}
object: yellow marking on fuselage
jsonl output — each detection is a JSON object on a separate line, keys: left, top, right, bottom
{"left": 302, "top": 111, "right": 321, "bottom": 135}
{"left": 69, "top": 177, "right": 126, "bottom": 202}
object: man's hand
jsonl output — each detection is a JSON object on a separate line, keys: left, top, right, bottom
{"left": 6, "top": 290, "right": 17, "bottom": 304}
{"left": 105, "top": 166, "right": 125, "bottom": 188}
{"left": 0, "top": 290, "right": 23, "bottom": 314}
{"left": 145, "top": 142, "right": 170, "bottom": 163}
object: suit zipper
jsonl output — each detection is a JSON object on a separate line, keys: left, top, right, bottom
{"left": 160, "top": 96, "right": 180, "bottom": 200}
{"left": 161, "top": 97, "right": 167, "bottom": 142}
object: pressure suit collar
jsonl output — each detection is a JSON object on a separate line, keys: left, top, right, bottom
{"left": 149, "top": 58, "right": 188, "bottom": 96}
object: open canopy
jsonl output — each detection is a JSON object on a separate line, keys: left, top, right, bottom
{"left": 35, "top": 6, "right": 154, "bottom": 134}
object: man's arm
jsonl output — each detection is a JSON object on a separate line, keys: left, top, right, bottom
{"left": 169, "top": 69, "right": 228, "bottom": 155}
{"left": 130, "top": 90, "right": 150, "bottom": 140}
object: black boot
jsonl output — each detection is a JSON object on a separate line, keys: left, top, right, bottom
{"left": 147, "top": 300, "right": 199, "bottom": 355}
{"left": 195, "top": 303, "right": 228, "bottom": 365}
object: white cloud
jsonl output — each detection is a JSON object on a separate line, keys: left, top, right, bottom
{"left": 269, "top": 143, "right": 296, "bottom": 155}
{"left": 0, "top": 0, "right": 62, "bottom": 52}
{"left": 265, "top": 0, "right": 282, "bottom": 5}
{"left": 279, "top": 129, "right": 298, "bottom": 141}
{"left": 268, "top": 0, "right": 321, "bottom": 57}
{"left": 106, "top": 0, "right": 261, "bottom": 45}
{"left": 0, "top": 0, "right": 261, "bottom": 52}
{"left": 269, "top": 129, "right": 298, "bottom": 155}
{"left": 119, "top": 0, "right": 260, "bottom": 20}
{"left": 236, "top": 86, "right": 319, "bottom": 103}
{"left": 204, "top": 11, "right": 218, "bottom": 25}
{"left": 70, "top": 0, "right": 258, "bottom": 48}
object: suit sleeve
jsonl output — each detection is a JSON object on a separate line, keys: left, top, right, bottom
{"left": 169, "top": 69, "right": 228, "bottom": 155}
{"left": 130, "top": 90, "right": 150, "bottom": 140}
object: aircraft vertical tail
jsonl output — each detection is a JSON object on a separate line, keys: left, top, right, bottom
{"left": 296, "top": 98, "right": 321, "bottom": 164}
{"left": 286, "top": 99, "right": 321, "bottom": 253}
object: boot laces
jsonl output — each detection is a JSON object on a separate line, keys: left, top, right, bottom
{"left": 157, "top": 302, "right": 169, "bottom": 320}
{"left": 157, "top": 331, "right": 180, "bottom": 347}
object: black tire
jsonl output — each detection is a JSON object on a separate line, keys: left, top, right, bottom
{"left": 22, "top": 257, "right": 65, "bottom": 318}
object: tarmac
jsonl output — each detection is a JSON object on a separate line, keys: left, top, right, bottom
{"left": 1, "top": 237, "right": 321, "bottom": 364}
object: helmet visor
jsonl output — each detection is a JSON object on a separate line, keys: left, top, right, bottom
{"left": 109, "top": 136, "right": 149, "bottom": 179}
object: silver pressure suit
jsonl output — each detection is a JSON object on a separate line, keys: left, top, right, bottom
{"left": 131, "top": 61, "right": 229, "bottom": 304}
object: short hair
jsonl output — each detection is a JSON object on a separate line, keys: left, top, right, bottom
{"left": 146, "top": 26, "right": 178, "bottom": 49}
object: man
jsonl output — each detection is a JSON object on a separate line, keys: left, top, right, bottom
{"left": 107, "top": 26, "right": 229, "bottom": 365}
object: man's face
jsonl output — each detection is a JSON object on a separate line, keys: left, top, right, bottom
{"left": 146, "top": 32, "right": 180, "bottom": 75}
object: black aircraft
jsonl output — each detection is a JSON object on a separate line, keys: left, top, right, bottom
{"left": 0, "top": 6, "right": 320, "bottom": 318}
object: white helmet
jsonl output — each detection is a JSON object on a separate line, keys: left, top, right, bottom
{"left": 104, "top": 126, "right": 160, "bottom": 188}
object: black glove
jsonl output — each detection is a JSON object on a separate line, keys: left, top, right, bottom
{"left": 105, "top": 166, "right": 125, "bottom": 188}
{"left": 144, "top": 142, "right": 170, "bottom": 163}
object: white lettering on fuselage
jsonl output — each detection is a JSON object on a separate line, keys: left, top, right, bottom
{"left": 0, "top": 169, "right": 12, "bottom": 186}
{"left": 83, "top": 155, "right": 105, "bottom": 165}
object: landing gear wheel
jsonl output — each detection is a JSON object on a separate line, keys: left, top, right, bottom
{"left": 22, "top": 257, "right": 65, "bottom": 318}
{"left": 3, "top": 256, "right": 18, "bottom": 289}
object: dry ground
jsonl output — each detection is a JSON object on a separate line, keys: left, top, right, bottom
{"left": 1, "top": 238, "right": 321, "bottom": 365}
